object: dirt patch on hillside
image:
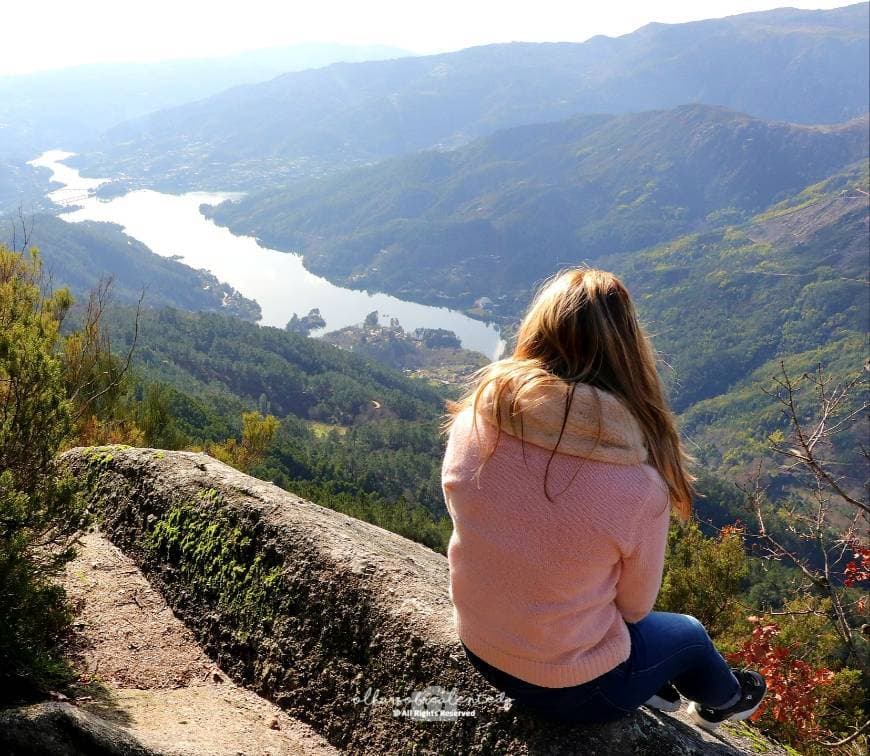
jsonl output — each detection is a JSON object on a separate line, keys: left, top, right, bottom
{"left": 61, "top": 530, "right": 338, "bottom": 756}
{"left": 749, "top": 194, "right": 867, "bottom": 255}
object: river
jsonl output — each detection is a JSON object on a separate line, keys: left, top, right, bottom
{"left": 29, "top": 150, "right": 505, "bottom": 359}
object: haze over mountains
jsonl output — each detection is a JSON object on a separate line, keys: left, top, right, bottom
{"left": 77, "top": 3, "right": 869, "bottom": 190}
{"left": 0, "top": 43, "right": 409, "bottom": 160}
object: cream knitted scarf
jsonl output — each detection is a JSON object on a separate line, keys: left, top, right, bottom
{"left": 477, "top": 379, "right": 649, "bottom": 466}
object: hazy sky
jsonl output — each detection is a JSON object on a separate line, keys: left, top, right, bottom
{"left": 0, "top": 0, "right": 856, "bottom": 76}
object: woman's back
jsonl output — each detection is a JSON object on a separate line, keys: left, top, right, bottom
{"left": 441, "top": 268, "right": 765, "bottom": 726}
{"left": 442, "top": 396, "right": 670, "bottom": 688}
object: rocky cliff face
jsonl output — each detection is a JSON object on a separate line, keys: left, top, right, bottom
{"left": 47, "top": 446, "right": 783, "bottom": 755}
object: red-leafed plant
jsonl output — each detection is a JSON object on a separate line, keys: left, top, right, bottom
{"left": 738, "top": 363, "right": 868, "bottom": 751}
{"left": 728, "top": 618, "right": 834, "bottom": 739}
{"left": 842, "top": 542, "right": 870, "bottom": 588}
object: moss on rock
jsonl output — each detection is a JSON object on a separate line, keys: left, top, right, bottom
{"left": 145, "top": 494, "right": 285, "bottom": 630}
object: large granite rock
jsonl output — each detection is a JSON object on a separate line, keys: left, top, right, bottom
{"left": 52, "top": 446, "right": 783, "bottom": 755}
{"left": 0, "top": 702, "right": 157, "bottom": 756}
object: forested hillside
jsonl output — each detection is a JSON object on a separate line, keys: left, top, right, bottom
{"left": 210, "top": 105, "right": 868, "bottom": 310}
{"left": 0, "top": 159, "right": 52, "bottom": 212}
{"left": 611, "top": 163, "right": 869, "bottom": 410}
{"left": 119, "top": 307, "right": 443, "bottom": 423}
{"left": 101, "top": 307, "right": 453, "bottom": 546}
{"left": 76, "top": 3, "right": 869, "bottom": 190}
{"left": 608, "top": 163, "right": 869, "bottom": 482}
{"left": 27, "top": 215, "right": 260, "bottom": 319}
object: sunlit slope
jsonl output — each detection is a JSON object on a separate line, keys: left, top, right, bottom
{"left": 81, "top": 4, "right": 869, "bottom": 190}
{"left": 610, "top": 162, "right": 869, "bottom": 415}
{"left": 679, "top": 333, "right": 865, "bottom": 476}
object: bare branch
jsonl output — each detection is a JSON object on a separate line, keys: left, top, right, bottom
{"left": 818, "top": 717, "right": 870, "bottom": 748}
{"left": 70, "top": 285, "right": 142, "bottom": 422}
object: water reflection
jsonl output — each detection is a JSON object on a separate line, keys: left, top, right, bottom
{"left": 29, "top": 150, "right": 504, "bottom": 359}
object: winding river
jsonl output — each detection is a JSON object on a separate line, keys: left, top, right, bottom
{"left": 29, "top": 151, "right": 504, "bottom": 359}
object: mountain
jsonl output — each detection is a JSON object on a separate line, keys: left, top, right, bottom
{"left": 208, "top": 105, "right": 869, "bottom": 309}
{"left": 207, "top": 142, "right": 869, "bottom": 477}
{"left": 609, "top": 162, "right": 869, "bottom": 415}
{"left": 0, "top": 43, "right": 409, "bottom": 160}
{"left": 26, "top": 215, "right": 260, "bottom": 320}
{"left": 78, "top": 3, "right": 870, "bottom": 190}
{"left": 0, "top": 159, "right": 52, "bottom": 212}
{"left": 643, "top": 163, "right": 869, "bottom": 478}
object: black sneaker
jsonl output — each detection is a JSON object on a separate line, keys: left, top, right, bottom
{"left": 687, "top": 670, "right": 766, "bottom": 731}
{"left": 644, "top": 682, "right": 681, "bottom": 713}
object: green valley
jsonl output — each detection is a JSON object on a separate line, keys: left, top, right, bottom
{"left": 209, "top": 105, "right": 868, "bottom": 314}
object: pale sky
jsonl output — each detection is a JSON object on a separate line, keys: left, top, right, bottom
{"left": 0, "top": 0, "right": 857, "bottom": 76}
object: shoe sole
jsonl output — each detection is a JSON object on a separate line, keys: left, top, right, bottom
{"left": 645, "top": 695, "right": 681, "bottom": 713}
{"left": 686, "top": 700, "right": 763, "bottom": 731}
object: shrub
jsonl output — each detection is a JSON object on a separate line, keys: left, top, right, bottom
{"left": 656, "top": 521, "right": 748, "bottom": 641}
{"left": 728, "top": 618, "right": 834, "bottom": 742}
{"left": 0, "top": 246, "right": 87, "bottom": 698}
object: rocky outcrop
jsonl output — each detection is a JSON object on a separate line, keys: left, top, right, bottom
{"left": 0, "top": 702, "right": 158, "bottom": 756}
{"left": 3, "top": 530, "right": 339, "bottom": 756}
{"left": 54, "top": 446, "right": 784, "bottom": 755}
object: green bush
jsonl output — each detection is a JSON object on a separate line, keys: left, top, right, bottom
{"left": 0, "top": 246, "right": 87, "bottom": 699}
{"left": 656, "top": 520, "right": 749, "bottom": 642}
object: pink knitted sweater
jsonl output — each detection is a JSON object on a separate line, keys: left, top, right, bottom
{"left": 442, "top": 381, "right": 671, "bottom": 688}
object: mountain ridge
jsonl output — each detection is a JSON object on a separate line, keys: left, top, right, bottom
{"left": 76, "top": 3, "right": 870, "bottom": 191}
{"left": 208, "top": 105, "right": 869, "bottom": 310}
{"left": 0, "top": 43, "right": 410, "bottom": 160}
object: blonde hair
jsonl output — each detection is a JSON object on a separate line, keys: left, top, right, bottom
{"left": 446, "top": 267, "right": 694, "bottom": 521}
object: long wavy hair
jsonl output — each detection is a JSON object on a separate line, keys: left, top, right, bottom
{"left": 445, "top": 267, "right": 694, "bottom": 521}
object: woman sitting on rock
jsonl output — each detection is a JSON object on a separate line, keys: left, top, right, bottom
{"left": 441, "top": 268, "right": 765, "bottom": 729}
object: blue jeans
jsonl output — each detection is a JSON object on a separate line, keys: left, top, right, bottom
{"left": 462, "top": 612, "right": 741, "bottom": 724}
